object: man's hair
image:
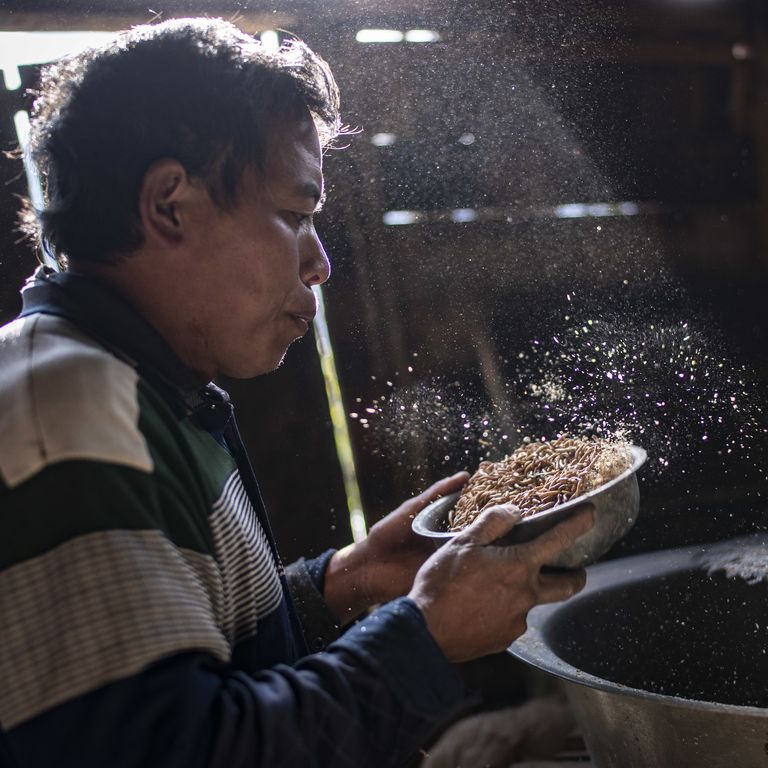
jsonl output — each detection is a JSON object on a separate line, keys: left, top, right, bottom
{"left": 21, "top": 17, "right": 341, "bottom": 266}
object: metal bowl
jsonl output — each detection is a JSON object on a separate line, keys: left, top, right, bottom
{"left": 411, "top": 445, "right": 647, "bottom": 568}
{"left": 509, "top": 535, "right": 768, "bottom": 767}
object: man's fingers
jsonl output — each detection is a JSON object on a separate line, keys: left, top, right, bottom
{"left": 536, "top": 568, "right": 587, "bottom": 604}
{"left": 458, "top": 504, "right": 522, "bottom": 546}
{"left": 518, "top": 504, "right": 595, "bottom": 566}
{"left": 410, "top": 472, "right": 470, "bottom": 511}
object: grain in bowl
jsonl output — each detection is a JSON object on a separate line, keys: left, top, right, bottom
{"left": 449, "top": 435, "right": 633, "bottom": 532}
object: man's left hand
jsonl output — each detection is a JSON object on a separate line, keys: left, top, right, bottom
{"left": 323, "top": 471, "right": 469, "bottom": 624}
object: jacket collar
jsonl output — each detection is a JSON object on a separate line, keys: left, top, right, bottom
{"left": 19, "top": 266, "right": 229, "bottom": 418}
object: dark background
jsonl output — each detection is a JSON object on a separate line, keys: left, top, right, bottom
{"left": 1, "top": 0, "right": 767, "bottom": 565}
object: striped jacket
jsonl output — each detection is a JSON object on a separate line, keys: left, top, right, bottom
{"left": 0, "top": 268, "right": 464, "bottom": 768}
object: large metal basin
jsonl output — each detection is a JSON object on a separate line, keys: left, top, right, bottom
{"left": 510, "top": 535, "right": 768, "bottom": 767}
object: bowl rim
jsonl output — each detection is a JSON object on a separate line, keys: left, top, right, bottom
{"left": 509, "top": 534, "right": 768, "bottom": 715}
{"left": 412, "top": 443, "right": 647, "bottom": 539}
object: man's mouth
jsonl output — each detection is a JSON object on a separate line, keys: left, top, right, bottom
{"left": 290, "top": 313, "right": 314, "bottom": 333}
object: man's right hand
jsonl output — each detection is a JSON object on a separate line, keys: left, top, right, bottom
{"left": 408, "top": 504, "right": 594, "bottom": 663}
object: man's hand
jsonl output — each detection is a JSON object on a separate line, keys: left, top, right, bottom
{"left": 323, "top": 472, "right": 469, "bottom": 624}
{"left": 409, "top": 503, "right": 593, "bottom": 663}
{"left": 423, "top": 696, "right": 576, "bottom": 768}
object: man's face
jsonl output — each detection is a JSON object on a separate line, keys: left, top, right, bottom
{"left": 184, "top": 115, "right": 330, "bottom": 379}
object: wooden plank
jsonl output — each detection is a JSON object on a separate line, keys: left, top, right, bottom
{"left": 0, "top": 11, "right": 295, "bottom": 33}
{"left": 751, "top": 25, "right": 768, "bottom": 265}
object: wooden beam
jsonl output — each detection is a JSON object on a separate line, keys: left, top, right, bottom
{"left": 501, "top": 39, "right": 749, "bottom": 66}
{"left": 0, "top": 11, "right": 295, "bottom": 33}
{"left": 750, "top": 25, "right": 768, "bottom": 265}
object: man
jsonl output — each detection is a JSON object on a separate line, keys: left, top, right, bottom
{"left": 0, "top": 18, "right": 592, "bottom": 768}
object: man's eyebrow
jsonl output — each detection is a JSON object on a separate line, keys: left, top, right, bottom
{"left": 296, "top": 181, "right": 326, "bottom": 211}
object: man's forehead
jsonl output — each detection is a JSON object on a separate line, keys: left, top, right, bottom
{"left": 263, "top": 117, "right": 324, "bottom": 195}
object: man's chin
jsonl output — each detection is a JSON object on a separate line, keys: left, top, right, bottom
{"left": 220, "top": 350, "right": 289, "bottom": 380}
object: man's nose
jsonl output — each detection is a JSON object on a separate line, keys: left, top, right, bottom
{"left": 301, "top": 227, "right": 331, "bottom": 287}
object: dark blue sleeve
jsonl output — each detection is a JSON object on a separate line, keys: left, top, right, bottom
{"left": 284, "top": 551, "right": 341, "bottom": 651}
{"left": 303, "top": 549, "right": 335, "bottom": 593}
{"left": 5, "top": 599, "right": 466, "bottom": 768}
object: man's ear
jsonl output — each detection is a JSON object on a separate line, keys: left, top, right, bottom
{"left": 138, "top": 158, "right": 195, "bottom": 245}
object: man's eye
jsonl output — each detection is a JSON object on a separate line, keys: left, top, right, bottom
{"left": 294, "top": 213, "right": 312, "bottom": 226}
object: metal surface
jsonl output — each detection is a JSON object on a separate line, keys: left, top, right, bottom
{"left": 412, "top": 445, "right": 647, "bottom": 567}
{"left": 511, "top": 535, "right": 768, "bottom": 767}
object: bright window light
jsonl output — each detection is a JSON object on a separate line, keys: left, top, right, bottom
{"left": 2, "top": 66, "right": 21, "bottom": 91}
{"left": 12, "top": 109, "right": 30, "bottom": 150}
{"left": 554, "top": 201, "right": 643, "bottom": 219}
{"left": 356, "top": 29, "right": 404, "bottom": 43}
{"left": 554, "top": 203, "right": 589, "bottom": 219}
{"left": 404, "top": 29, "right": 440, "bottom": 43}
{"left": 312, "top": 285, "right": 367, "bottom": 543}
{"left": 0, "top": 31, "right": 117, "bottom": 91}
{"left": 12, "top": 110, "right": 44, "bottom": 210}
{"left": 260, "top": 30, "right": 280, "bottom": 53}
{"left": 588, "top": 203, "right": 614, "bottom": 217}
{"left": 371, "top": 132, "right": 396, "bottom": 147}
{"left": 14, "top": 109, "right": 54, "bottom": 267}
{"left": 732, "top": 42, "right": 751, "bottom": 61}
{"left": 619, "top": 202, "right": 641, "bottom": 216}
{"left": 380, "top": 202, "right": 645, "bottom": 227}
{"left": 2, "top": 30, "right": 117, "bottom": 267}
{"left": 0, "top": 31, "right": 116, "bottom": 68}
{"left": 451, "top": 208, "right": 477, "bottom": 223}
{"left": 383, "top": 210, "right": 420, "bottom": 225}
